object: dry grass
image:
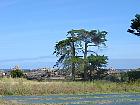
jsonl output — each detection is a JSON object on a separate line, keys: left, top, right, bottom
{"left": 0, "top": 78, "right": 140, "bottom": 95}
{"left": 0, "top": 100, "right": 64, "bottom": 105}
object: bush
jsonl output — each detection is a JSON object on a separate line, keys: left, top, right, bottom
{"left": 10, "top": 69, "right": 24, "bottom": 78}
{"left": 127, "top": 70, "right": 140, "bottom": 82}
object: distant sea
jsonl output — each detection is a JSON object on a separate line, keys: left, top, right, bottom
{"left": 108, "top": 59, "right": 140, "bottom": 69}
{"left": 0, "top": 59, "right": 140, "bottom": 70}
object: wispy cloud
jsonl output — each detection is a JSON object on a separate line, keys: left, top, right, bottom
{"left": 0, "top": 55, "right": 56, "bottom": 63}
{"left": 0, "top": 0, "right": 19, "bottom": 8}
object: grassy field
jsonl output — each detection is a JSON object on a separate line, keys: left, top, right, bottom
{"left": 0, "top": 78, "right": 140, "bottom": 95}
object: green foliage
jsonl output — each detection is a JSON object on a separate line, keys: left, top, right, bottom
{"left": 68, "top": 29, "right": 108, "bottom": 80}
{"left": 54, "top": 29, "right": 108, "bottom": 81}
{"left": 53, "top": 37, "right": 80, "bottom": 68}
{"left": 87, "top": 54, "right": 108, "bottom": 68}
{"left": 68, "top": 29, "right": 107, "bottom": 46}
{"left": 119, "top": 72, "right": 128, "bottom": 82}
{"left": 10, "top": 69, "right": 24, "bottom": 78}
{"left": 127, "top": 70, "right": 140, "bottom": 82}
{"left": 107, "top": 70, "right": 140, "bottom": 82}
{"left": 128, "top": 14, "right": 140, "bottom": 36}
{"left": 87, "top": 54, "right": 108, "bottom": 80}
{"left": 53, "top": 32, "right": 81, "bottom": 81}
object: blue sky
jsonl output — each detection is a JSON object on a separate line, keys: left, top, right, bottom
{"left": 0, "top": 0, "right": 140, "bottom": 69}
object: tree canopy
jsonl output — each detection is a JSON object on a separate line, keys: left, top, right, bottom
{"left": 87, "top": 54, "right": 108, "bottom": 69}
{"left": 127, "top": 14, "right": 140, "bottom": 36}
{"left": 54, "top": 29, "right": 108, "bottom": 81}
{"left": 67, "top": 29, "right": 107, "bottom": 80}
{"left": 87, "top": 54, "right": 108, "bottom": 81}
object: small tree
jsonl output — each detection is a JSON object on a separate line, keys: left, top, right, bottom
{"left": 10, "top": 69, "right": 23, "bottom": 78}
{"left": 87, "top": 54, "right": 108, "bottom": 81}
{"left": 127, "top": 14, "right": 140, "bottom": 36}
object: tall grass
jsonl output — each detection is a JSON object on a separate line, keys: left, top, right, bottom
{"left": 0, "top": 78, "right": 140, "bottom": 95}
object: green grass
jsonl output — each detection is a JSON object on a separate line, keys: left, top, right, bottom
{"left": 0, "top": 78, "right": 140, "bottom": 95}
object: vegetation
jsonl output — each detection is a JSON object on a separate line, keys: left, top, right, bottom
{"left": 68, "top": 29, "right": 107, "bottom": 81}
{"left": 53, "top": 37, "right": 80, "bottom": 81}
{"left": 0, "top": 14, "right": 140, "bottom": 105}
{"left": 0, "top": 100, "right": 64, "bottom": 105}
{"left": 10, "top": 69, "right": 24, "bottom": 78}
{"left": 128, "top": 14, "right": 140, "bottom": 36}
{"left": 87, "top": 54, "right": 108, "bottom": 81}
{"left": 0, "top": 78, "right": 139, "bottom": 96}
{"left": 125, "top": 69, "right": 140, "bottom": 82}
{"left": 54, "top": 29, "right": 108, "bottom": 81}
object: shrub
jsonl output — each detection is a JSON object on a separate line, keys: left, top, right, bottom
{"left": 10, "top": 69, "right": 24, "bottom": 78}
{"left": 127, "top": 70, "right": 140, "bottom": 82}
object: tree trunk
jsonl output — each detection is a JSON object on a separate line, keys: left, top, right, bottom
{"left": 89, "top": 66, "right": 93, "bottom": 82}
{"left": 71, "top": 41, "right": 76, "bottom": 81}
{"left": 84, "top": 42, "right": 88, "bottom": 81}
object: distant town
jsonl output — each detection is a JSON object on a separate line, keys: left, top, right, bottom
{"left": 0, "top": 65, "right": 138, "bottom": 82}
